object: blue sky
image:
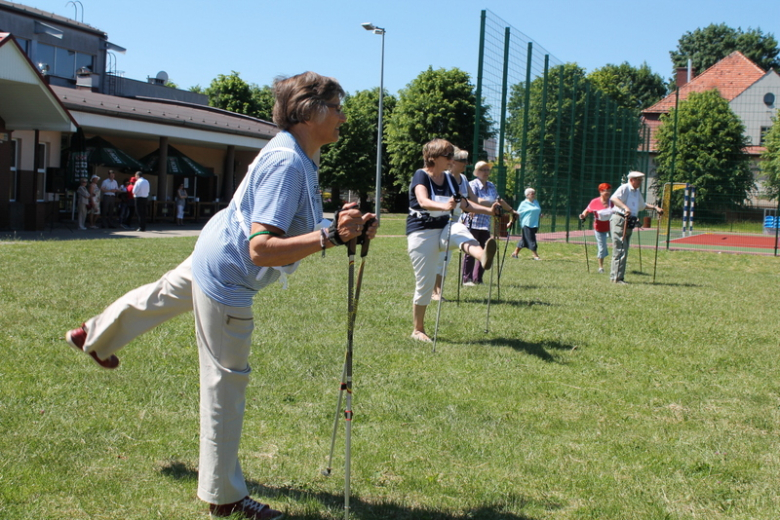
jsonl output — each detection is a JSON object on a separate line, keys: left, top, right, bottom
{"left": 16, "top": 0, "right": 780, "bottom": 95}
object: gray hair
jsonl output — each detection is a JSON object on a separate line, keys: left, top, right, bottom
{"left": 453, "top": 147, "right": 469, "bottom": 163}
{"left": 525, "top": 187, "right": 536, "bottom": 197}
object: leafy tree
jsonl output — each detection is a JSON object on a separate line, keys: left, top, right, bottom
{"left": 760, "top": 114, "right": 780, "bottom": 200}
{"left": 654, "top": 89, "right": 754, "bottom": 211}
{"left": 587, "top": 62, "right": 667, "bottom": 111}
{"left": 319, "top": 88, "right": 396, "bottom": 212}
{"left": 670, "top": 23, "right": 780, "bottom": 74}
{"left": 385, "top": 67, "right": 492, "bottom": 207}
{"left": 163, "top": 79, "right": 179, "bottom": 89}
{"left": 189, "top": 85, "right": 204, "bottom": 94}
{"left": 251, "top": 84, "right": 275, "bottom": 122}
{"left": 205, "top": 71, "right": 257, "bottom": 115}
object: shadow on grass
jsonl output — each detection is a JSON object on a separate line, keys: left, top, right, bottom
{"left": 457, "top": 297, "right": 552, "bottom": 307}
{"left": 158, "top": 461, "right": 550, "bottom": 519}
{"left": 247, "top": 479, "right": 547, "bottom": 520}
{"left": 462, "top": 337, "right": 576, "bottom": 363}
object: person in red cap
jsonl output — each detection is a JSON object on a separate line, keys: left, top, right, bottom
{"left": 579, "top": 183, "right": 614, "bottom": 273}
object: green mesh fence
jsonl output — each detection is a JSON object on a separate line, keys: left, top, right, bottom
{"left": 472, "top": 10, "right": 778, "bottom": 256}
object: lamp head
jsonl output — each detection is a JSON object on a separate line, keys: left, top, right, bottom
{"left": 361, "top": 22, "right": 375, "bottom": 31}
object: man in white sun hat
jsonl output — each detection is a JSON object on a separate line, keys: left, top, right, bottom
{"left": 609, "top": 171, "right": 663, "bottom": 284}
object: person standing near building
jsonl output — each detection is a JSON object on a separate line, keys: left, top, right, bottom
{"left": 609, "top": 171, "right": 663, "bottom": 284}
{"left": 76, "top": 177, "right": 90, "bottom": 230}
{"left": 132, "top": 171, "right": 150, "bottom": 232}
{"left": 100, "top": 170, "right": 119, "bottom": 228}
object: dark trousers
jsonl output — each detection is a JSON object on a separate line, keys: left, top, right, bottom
{"left": 101, "top": 195, "right": 117, "bottom": 227}
{"left": 463, "top": 228, "right": 491, "bottom": 284}
{"left": 135, "top": 197, "right": 148, "bottom": 231}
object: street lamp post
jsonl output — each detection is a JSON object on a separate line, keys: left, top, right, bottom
{"left": 362, "top": 22, "right": 385, "bottom": 221}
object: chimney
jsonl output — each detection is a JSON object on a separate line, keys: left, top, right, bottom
{"left": 676, "top": 66, "right": 696, "bottom": 88}
{"left": 76, "top": 67, "right": 100, "bottom": 91}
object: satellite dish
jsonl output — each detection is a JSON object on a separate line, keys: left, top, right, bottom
{"left": 156, "top": 71, "right": 169, "bottom": 84}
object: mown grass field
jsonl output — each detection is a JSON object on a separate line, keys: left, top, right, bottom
{"left": 1, "top": 217, "right": 779, "bottom": 519}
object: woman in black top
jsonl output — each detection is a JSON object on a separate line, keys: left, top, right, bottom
{"left": 406, "top": 138, "right": 499, "bottom": 342}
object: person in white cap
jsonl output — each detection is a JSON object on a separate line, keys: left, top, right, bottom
{"left": 609, "top": 171, "right": 663, "bottom": 284}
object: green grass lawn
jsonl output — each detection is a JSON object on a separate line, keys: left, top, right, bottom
{"left": 1, "top": 227, "right": 779, "bottom": 519}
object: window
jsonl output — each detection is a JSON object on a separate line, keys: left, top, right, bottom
{"left": 37, "top": 43, "right": 55, "bottom": 74}
{"left": 760, "top": 126, "right": 771, "bottom": 146}
{"left": 36, "top": 143, "right": 47, "bottom": 202}
{"left": 54, "top": 47, "right": 75, "bottom": 78}
{"left": 36, "top": 43, "right": 88, "bottom": 79}
{"left": 9, "top": 139, "right": 18, "bottom": 202}
{"left": 75, "top": 52, "right": 94, "bottom": 74}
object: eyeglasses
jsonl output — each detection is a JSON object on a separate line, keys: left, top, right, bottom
{"left": 324, "top": 103, "right": 344, "bottom": 114}
{"left": 454, "top": 159, "right": 468, "bottom": 164}
{"left": 440, "top": 153, "right": 454, "bottom": 160}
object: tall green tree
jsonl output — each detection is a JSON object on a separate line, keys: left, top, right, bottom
{"left": 588, "top": 62, "right": 667, "bottom": 111}
{"left": 507, "top": 63, "right": 639, "bottom": 211}
{"left": 319, "top": 88, "right": 396, "bottom": 212}
{"left": 205, "top": 71, "right": 257, "bottom": 115}
{"left": 654, "top": 89, "right": 755, "bottom": 211}
{"left": 760, "top": 114, "right": 780, "bottom": 200}
{"left": 251, "top": 84, "right": 274, "bottom": 122}
{"left": 385, "top": 67, "right": 492, "bottom": 206}
{"left": 670, "top": 23, "right": 780, "bottom": 74}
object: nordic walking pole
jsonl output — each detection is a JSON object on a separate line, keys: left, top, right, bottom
{"left": 653, "top": 209, "right": 661, "bottom": 284}
{"left": 579, "top": 215, "right": 590, "bottom": 273}
{"left": 456, "top": 250, "right": 462, "bottom": 307}
{"left": 432, "top": 203, "right": 459, "bottom": 354}
{"left": 637, "top": 219, "right": 643, "bottom": 273}
{"left": 322, "top": 220, "right": 373, "bottom": 479}
{"left": 484, "top": 209, "right": 501, "bottom": 333}
{"left": 343, "top": 226, "right": 372, "bottom": 520}
{"left": 497, "top": 211, "right": 515, "bottom": 286}
{"left": 616, "top": 213, "right": 629, "bottom": 283}
{"left": 343, "top": 236, "right": 356, "bottom": 520}
{"left": 320, "top": 220, "right": 373, "bottom": 520}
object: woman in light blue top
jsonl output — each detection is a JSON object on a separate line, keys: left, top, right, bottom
{"left": 511, "top": 187, "right": 542, "bottom": 260}
{"left": 190, "top": 72, "right": 378, "bottom": 519}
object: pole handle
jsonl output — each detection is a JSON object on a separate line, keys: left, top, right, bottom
{"left": 359, "top": 218, "right": 376, "bottom": 257}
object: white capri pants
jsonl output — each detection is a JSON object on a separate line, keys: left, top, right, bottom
{"left": 193, "top": 280, "right": 254, "bottom": 505}
{"left": 408, "top": 222, "right": 477, "bottom": 306}
{"left": 84, "top": 255, "right": 194, "bottom": 360}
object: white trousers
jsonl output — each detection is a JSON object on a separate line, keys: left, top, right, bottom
{"left": 192, "top": 280, "right": 253, "bottom": 505}
{"left": 84, "top": 255, "right": 193, "bottom": 359}
{"left": 408, "top": 222, "right": 476, "bottom": 306}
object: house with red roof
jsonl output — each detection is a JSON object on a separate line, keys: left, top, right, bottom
{"left": 640, "top": 51, "right": 780, "bottom": 206}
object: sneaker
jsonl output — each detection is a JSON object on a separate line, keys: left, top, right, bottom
{"left": 463, "top": 281, "right": 476, "bottom": 287}
{"left": 210, "top": 497, "right": 283, "bottom": 519}
{"left": 510, "top": 253, "right": 518, "bottom": 259}
{"left": 532, "top": 256, "right": 541, "bottom": 261}
{"left": 614, "top": 280, "right": 628, "bottom": 285}
{"left": 79, "top": 226, "right": 87, "bottom": 230}
{"left": 481, "top": 238, "right": 497, "bottom": 270}
{"left": 597, "top": 268, "right": 604, "bottom": 274}
{"left": 65, "top": 324, "right": 120, "bottom": 369}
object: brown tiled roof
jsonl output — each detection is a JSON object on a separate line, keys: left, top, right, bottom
{"left": 51, "top": 86, "right": 278, "bottom": 140}
{"left": 644, "top": 51, "right": 766, "bottom": 114}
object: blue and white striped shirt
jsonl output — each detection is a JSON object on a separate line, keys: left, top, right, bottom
{"left": 192, "top": 131, "right": 323, "bottom": 307}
